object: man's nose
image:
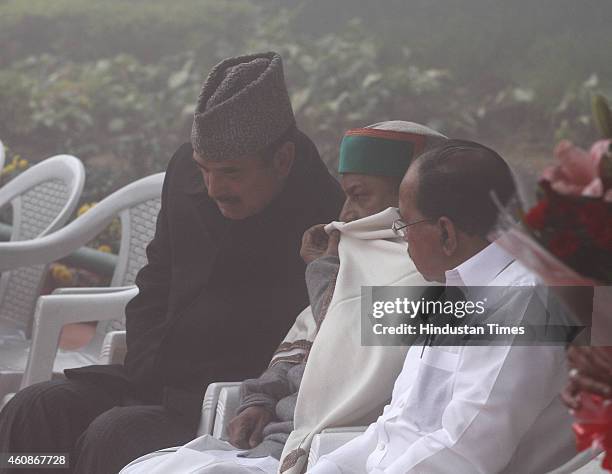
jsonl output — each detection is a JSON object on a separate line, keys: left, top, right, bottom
{"left": 339, "top": 204, "right": 357, "bottom": 223}
{"left": 205, "top": 173, "right": 225, "bottom": 199}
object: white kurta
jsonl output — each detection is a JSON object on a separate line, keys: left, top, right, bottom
{"left": 119, "top": 435, "right": 279, "bottom": 474}
{"left": 309, "top": 243, "right": 577, "bottom": 474}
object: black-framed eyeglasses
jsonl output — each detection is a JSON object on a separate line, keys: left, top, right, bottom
{"left": 391, "top": 218, "right": 432, "bottom": 237}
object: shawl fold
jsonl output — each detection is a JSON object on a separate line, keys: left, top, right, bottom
{"left": 277, "top": 208, "right": 435, "bottom": 473}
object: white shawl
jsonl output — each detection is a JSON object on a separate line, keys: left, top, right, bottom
{"left": 278, "top": 208, "right": 433, "bottom": 473}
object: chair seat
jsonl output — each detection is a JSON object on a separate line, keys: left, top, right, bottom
{"left": 0, "top": 336, "right": 101, "bottom": 382}
{"left": 0, "top": 336, "right": 30, "bottom": 372}
{"left": 0, "top": 339, "right": 100, "bottom": 410}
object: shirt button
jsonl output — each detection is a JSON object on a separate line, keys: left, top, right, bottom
{"left": 398, "top": 400, "right": 406, "bottom": 408}
{"left": 377, "top": 442, "right": 385, "bottom": 451}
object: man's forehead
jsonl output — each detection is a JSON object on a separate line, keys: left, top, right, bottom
{"left": 192, "top": 151, "right": 259, "bottom": 169}
{"left": 399, "top": 168, "right": 419, "bottom": 215}
{"left": 401, "top": 164, "right": 419, "bottom": 191}
{"left": 340, "top": 172, "right": 397, "bottom": 191}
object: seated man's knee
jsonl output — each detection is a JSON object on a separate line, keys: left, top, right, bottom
{"left": 0, "top": 380, "right": 83, "bottom": 451}
{"left": 2, "top": 380, "right": 72, "bottom": 420}
{"left": 74, "top": 406, "right": 176, "bottom": 473}
{"left": 77, "top": 406, "right": 128, "bottom": 450}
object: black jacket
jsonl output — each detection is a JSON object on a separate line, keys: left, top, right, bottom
{"left": 66, "top": 131, "right": 343, "bottom": 416}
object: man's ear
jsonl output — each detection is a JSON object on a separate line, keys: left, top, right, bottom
{"left": 438, "top": 216, "right": 458, "bottom": 257}
{"left": 273, "top": 141, "right": 295, "bottom": 179}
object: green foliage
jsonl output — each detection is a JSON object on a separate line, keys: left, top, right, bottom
{"left": 249, "top": 13, "right": 611, "bottom": 167}
{"left": 0, "top": 0, "right": 609, "bottom": 284}
{"left": 1, "top": 53, "right": 205, "bottom": 199}
{"left": 275, "top": 0, "right": 612, "bottom": 105}
{"left": 0, "top": 70, "right": 35, "bottom": 138}
{"left": 552, "top": 75, "right": 605, "bottom": 144}
{"left": 0, "top": 0, "right": 256, "bottom": 65}
{"left": 592, "top": 94, "right": 612, "bottom": 139}
{"left": 1, "top": 0, "right": 611, "bottom": 197}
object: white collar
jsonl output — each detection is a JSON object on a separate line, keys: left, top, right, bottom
{"left": 444, "top": 242, "right": 515, "bottom": 287}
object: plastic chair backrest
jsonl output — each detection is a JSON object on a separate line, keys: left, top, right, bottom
{"left": 0, "top": 155, "right": 85, "bottom": 335}
{"left": 0, "top": 172, "right": 164, "bottom": 337}
{"left": 112, "top": 198, "right": 162, "bottom": 288}
{"left": 104, "top": 177, "right": 162, "bottom": 331}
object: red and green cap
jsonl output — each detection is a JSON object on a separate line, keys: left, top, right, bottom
{"left": 338, "top": 122, "right": 446, "bottom": 177}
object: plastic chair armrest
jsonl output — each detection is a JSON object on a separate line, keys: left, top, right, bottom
{"left": 99, "top": 330, "right": 127, "bottom": 364}
{"left": 52, "top": 285, "right": 135, "bottom": 295}
{"left": 197, "top": 382, "right": 242, "bottom": 436}
{"left": 20, "top": 287, "right": 138, "bottom": 388}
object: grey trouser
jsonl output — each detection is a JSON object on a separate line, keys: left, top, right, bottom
{"left": 0, "top": 379, "right": 197, "bottom": 474}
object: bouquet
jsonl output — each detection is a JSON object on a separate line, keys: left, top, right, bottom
{"left": 495, "top": 94, "right": 612, "bottom": 286}
{"left": 494, "top": 94, "right": 612, "bottom": 472}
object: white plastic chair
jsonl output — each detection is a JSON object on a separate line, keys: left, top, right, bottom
{"left": 97, "top": 333, "right": 241, "bottom": 438}
{"left": 545, "top": 447, "right": 605, "bottom": 473}
{"left": 307, "top": 427, "right": 368, "bottom": 469}
{"left": 198, "top": 382, "right": 243, "bottom": 438}
{"left": 198, "top": 382, "right": 367, "bottom": 468}
{"left": 0, "top": 172, "right": 163, "bottom": 402}
{"left": 0, "top": 154, "right": 85, "bottom": 339}
{"left": 196, "top": 383, "right": 366, "bottom": 462}
{"left": 0, "top": 140, "right": 5, "bottom": 171}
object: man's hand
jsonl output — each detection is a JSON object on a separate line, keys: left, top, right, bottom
{"left": 561, "top": 346, "right": 612, "bottom": 410}
{"left": 227, "top": 406, "right": 272, "bottom": 449}
{"left": 300, "top": 224, "right": 340, "bottom": 265}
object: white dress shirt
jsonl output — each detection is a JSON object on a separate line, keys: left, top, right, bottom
{"left": 309, "top": 243, "right": 577, "bottom": 474}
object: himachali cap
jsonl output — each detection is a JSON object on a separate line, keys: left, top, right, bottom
{"left": 191, "top": 52, "right": 296, "bottom": 161}
{"left": 338, "top": 121, "right": 447, "bottom": 177}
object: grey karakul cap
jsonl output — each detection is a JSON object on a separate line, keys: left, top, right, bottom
{"left": 191, "top": 52, "right": 296, "bottom": 160}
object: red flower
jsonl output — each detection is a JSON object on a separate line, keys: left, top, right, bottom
{"left": 572, "top": 392, "right": 612, "bottom": 472}
{"left": 578, "top": 201, "right": 612, "bottom": 250}
{"left": 549, "top": 230, "right": 580, "bottom": 259}
{"left": 524, "top": 200, "right": 549, "bottom": 230}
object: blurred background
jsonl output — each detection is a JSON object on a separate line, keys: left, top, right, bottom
{"left": 0, "top": 0, "right": 611, "bottom": 289}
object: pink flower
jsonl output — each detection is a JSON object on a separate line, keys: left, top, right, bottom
{"left": 590, "top": 139, "right": 612, "bottom": 163}
{"left": 543, "top": 139, "right": 612, "bottom": 200}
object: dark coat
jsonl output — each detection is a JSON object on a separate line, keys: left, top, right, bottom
{"left": 66, "top": 131, "right": 343, "bottom": 417}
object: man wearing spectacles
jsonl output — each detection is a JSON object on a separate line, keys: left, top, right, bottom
{"left": 310, "top": 140, "right": 576, "bottom": 473}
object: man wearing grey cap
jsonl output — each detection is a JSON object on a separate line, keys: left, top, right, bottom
{"left": 0, "top": 52, "right": 343, "bottom": 474}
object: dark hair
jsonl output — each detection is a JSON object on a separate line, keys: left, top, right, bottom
{"left": 258, "top": 122, "right": 298, "bottom": 162}
{"left": 412, "top": 139, "right": 515, "bottom": 237}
